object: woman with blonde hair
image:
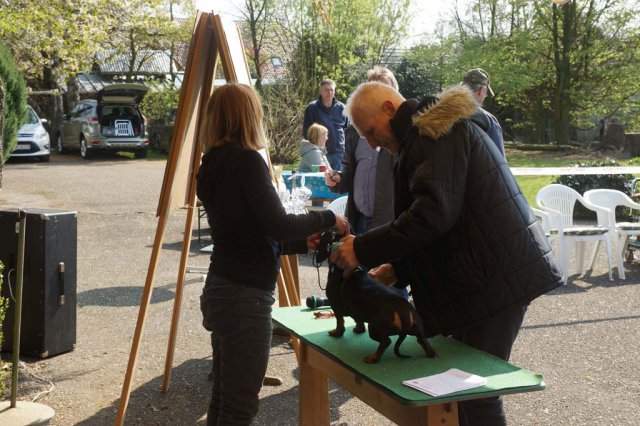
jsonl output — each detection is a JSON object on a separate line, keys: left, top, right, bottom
{"left": 197, "top": 83, "right": 348, "bottom": 425}
{"left": 298, "top": 122, "right": 332, "bottom": 172}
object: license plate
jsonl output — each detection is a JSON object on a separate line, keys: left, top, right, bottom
{"left": 15, "top": 144, "right": 30, "bottom": 150}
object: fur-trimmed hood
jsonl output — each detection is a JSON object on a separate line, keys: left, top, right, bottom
{"left": 411, "top": 85, "right": 479, "bottom": 140}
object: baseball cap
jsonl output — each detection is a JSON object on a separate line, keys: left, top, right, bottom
{"left": 462, "top": 68, "right": 494, "bottom": 96}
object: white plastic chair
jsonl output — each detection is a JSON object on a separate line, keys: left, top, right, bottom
{"left": 536, "top": 184, "right": 618, "bottom": 283}
{"left": 531, "top": 207, "right": 551, "bottom": 237}
{"left": 584, "top": 189, "right": 640, "bottom": 279}
{"left": 326, "top": 195, "right": 348, "bottom": 217}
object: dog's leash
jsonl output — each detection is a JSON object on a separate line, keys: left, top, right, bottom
{"left": 311, "top": 249, "right": 328, "bottom": 291}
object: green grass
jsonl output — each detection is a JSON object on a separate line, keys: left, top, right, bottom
{"left": 516, "top": 175, "right": 556, "bottom": 205}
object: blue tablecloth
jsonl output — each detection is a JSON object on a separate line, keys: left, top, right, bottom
{"left": 282, "top": 171, "right": 343, "bottom": 200}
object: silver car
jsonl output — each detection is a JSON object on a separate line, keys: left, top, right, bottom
{"left": 11, "top": 105, "right": 50, "bottom": 162}
{"left": 56, "top": 83, "right": 149, "bottom": 159}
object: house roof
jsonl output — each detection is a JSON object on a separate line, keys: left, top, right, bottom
{"left": 94, "top": 50, "right": 178, "bottom": 75}
{"left": 77, "top": 73, "right": 110, "bottom": 93}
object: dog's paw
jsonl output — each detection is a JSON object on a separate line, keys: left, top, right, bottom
{"left": 363, "top": 354, "right": 381, "bottom": 363}
{"left": 353, "top": 323, "right": 366, "bottom": 334}
{"left": 329, "top": 329, "right": 345, "bottom": 337}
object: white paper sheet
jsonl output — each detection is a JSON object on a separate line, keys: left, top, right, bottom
{"left": 402, "top": 368, "right": 487, "bottom": 397}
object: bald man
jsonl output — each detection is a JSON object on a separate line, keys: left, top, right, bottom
{"left": 330, "top": 82, "right": 562, "bottom": 426}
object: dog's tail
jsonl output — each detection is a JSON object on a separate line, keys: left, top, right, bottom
{"left": 393, "top": 334, "right": 410, "bottom": 358}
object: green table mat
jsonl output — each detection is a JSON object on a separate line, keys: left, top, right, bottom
{"left": 272, "top": 306, "right": 544, "bottom": 405}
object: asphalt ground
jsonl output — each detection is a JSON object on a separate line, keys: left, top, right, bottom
{"left": 0, "top": 152, "right": 638, "bottom": 425}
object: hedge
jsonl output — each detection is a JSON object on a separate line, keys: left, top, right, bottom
{"left": 0, "top": 40, "right": 27, "bottom": 165}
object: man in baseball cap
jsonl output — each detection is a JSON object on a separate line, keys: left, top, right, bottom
{"left": 461, "top": 68, "right": 503, "bottom": 156}
{"left": 463, "top": 68, "right": 495, "bottom": 96}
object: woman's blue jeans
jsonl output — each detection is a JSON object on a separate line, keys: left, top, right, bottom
{"left": 200, "top": 275, "right": 275, "bottom": 426}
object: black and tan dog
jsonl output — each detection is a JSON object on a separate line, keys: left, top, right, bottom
{"left": 315, "top": 232, "right": 437, "bottom": 363}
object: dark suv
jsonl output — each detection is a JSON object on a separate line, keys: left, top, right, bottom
{"left": 57, "top": 83, "right": 149, "bottom": 159}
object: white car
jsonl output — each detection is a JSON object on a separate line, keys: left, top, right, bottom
{"left": 11, "top": 106, "right": 50, "bottom": 162}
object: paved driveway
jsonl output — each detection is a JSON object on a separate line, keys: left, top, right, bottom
{"left": 0, "top": 152, "right": 639, "bottom": 425}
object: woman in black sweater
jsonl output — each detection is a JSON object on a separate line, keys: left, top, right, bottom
{"left": 196, "top": 83, "right": 348, "bottom": 425}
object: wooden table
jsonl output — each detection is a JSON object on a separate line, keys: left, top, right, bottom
{"left": 272, "top": 307, "right": 545, "bottom": 426}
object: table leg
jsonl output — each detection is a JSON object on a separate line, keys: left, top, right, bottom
{"left": 299, "top": 342, "right": 329, "bottom": 425}
{"left": 301, "top": 340, "right": 459, "bottom": 426}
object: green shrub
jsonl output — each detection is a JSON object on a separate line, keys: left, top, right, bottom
{"left": 139, "top": 83, "right": 180, "bottom": 125}
{"left": 554, "top": 159, "right": 636, "bottom": 219}
{"left": 0, "top": 262, "right": 7, "bottom": 351}
{"left": 554, "top": 159, "right": 635, "bottom": 194}
{"left": 0, "top": 40, "right": 27, "bottom": 165}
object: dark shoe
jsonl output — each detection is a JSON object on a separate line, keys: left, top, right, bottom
{"left": 262, "top": 376, "right": 283, "bottom": 386}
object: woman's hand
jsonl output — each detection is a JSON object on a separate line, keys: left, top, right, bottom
{"left": 333, "top": 214, "right": 350, "bottom": 236}
{"left": 306, "top": 232, "right": 322, "bottom": 250}
{"left": 368, "top": 263, "right": 397, "bottom": 286}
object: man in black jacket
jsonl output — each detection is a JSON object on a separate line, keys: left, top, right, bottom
{"left": 331, "top": 82, "right": 563, "bottom": 426}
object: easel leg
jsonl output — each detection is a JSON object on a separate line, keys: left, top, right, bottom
{"left": 162, "top": 200, "right": 197, "bottom": 391}
{"left": 277, "top": 271, "right": 292, "bottom": 306}
{"left": 115, "top": 209, "right": 169, "bottom": 425}
{"left": 276, "top": 270, "right": 300, "bottom": 362}
{"left": 281, "top": 256, "right": 300, "bottom": 305}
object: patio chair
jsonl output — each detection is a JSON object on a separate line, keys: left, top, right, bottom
{"left": 531, "top": 207, "right": 551, "bottom": 237}
{"left": 535, "top": 184, "right": 619, "bottom": 283}
{"left": 584, "top": 189, "right": 640, "bottom": 279}
{"left": 326, "top": 195, "right": 348, "bottom": 217}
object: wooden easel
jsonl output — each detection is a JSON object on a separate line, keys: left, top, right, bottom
{"left": 115, "top": 12, "right": 301, "bottom": 425}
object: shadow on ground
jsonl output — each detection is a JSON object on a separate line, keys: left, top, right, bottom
{"left": 77, "top": 277, "right": 204, "bottom": 307}
{"left": 76, "top": 336, "right": 358, "bottom": 425}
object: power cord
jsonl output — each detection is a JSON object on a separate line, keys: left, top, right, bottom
{"left": 18, "top": 361, "right": 56, "bottom": 402}
{"left": 5, "top": 268, "right": 17, "bottom": 303}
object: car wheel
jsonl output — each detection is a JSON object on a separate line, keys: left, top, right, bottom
{"left": 40, "top": 155, "right": 50, "bottom": 163}
{"left": 80, "top": 137, "right": 92, "bottom": 160}
{"left": 134, "top": 147, "right": 148, "bottom": 159}
{"left": 57, "top": 134, "right": 66, "bottom": 154}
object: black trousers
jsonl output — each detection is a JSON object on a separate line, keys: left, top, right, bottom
{"left": 200, "top": 275, "right": 275, "bottom": 426}
{"left": 451, "top": 304, "right": 529, "bottom": 426}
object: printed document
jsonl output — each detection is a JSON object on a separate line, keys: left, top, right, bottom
{"left": 403, "top": 368, "right": 487, "bottom": 397}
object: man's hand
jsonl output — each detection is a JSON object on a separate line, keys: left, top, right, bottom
{"left": 330, "top": 235, "right": 360, "bottom": 276}
{"left": 333, "top": 215, "right": 350, "bottom": 236}
{"left": 324, "top": 170, "right": 341, "bottom": 188}
{"left": 368, "top": 263, "right": 397, "bottom": 286}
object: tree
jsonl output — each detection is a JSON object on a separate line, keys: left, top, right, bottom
{"left": 419, "top": 0, "right": 640, "bottom": 145}
{"left": 0, "top": 40, "right": 27, "bottom": 188}
{"left": 395, "top": 40, "right": 453, "bottom": 100}
{"left": 240, "top": 0, "right": 276, "bottom": 90}
{"left": 0, "top": 0, "right": 114, "bottom": 137}
{"left": 0, "top": 1, "right": 195, "bottom": 138}
{"left": 104, "top": 0, "right": 194, "bottom": 82}
{"left": 248, "top": 0, "right": 411, "bottom": 163}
